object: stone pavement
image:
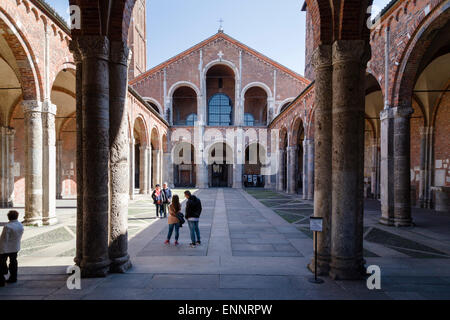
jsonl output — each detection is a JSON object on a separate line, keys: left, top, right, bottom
{"left": 0, "top": 188, "right": 449, "bottom": 300}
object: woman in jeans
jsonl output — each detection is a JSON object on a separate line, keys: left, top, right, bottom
{"left": 165, "top": 195, "right": 181, "bottom": 245}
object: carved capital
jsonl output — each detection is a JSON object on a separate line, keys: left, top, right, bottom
{"left": 69, "top": 40, "right": 82, "bottom": 64}
{"left": 332, "top": 40, "right": 371, "bottom": 66}
{"left": 77, "top": 36, "right": 110, "bottom": 61}
{"left": 42, "top": 102, "right": 57, "bottom": 115}
{"left": 22, "top": 100, "right": 43, "bottom": 114}
{"left": 110, "top": 41, "right": 130, "bottom": 66}
{"left": 311, "top": 45, "right": 332, "bottom": 70}
{"left": 380, "top": 107, "right": 394, "bottom": 121}
{"left": 393, "top": 105, "right": 414, "bottom": 119}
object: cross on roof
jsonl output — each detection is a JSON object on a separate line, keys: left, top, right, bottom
{"left": 218, "top": 18, "right": 224, "bottom": 32}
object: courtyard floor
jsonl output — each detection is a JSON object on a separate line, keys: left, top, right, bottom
{"left": 0, "top": 188, "right": 449, "bottom": 300}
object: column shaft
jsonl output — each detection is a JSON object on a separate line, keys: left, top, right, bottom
{"left": 42, "top": 102, "right": 57, "bottom": 225}
{"left": 109, "top": 41, "right": 131, "bottom": 273}
{"left": 309, "top": 45, "right": 332, "bottom": 275}
{"left": 56, "top": 140, "right": 63, "bottom": 199}
{"left": 329, "top": 40, "right": 368, "bottom": 280}
{"left": 307, "top": 139, "right": 315, "bottom": 200}
{"left": 287, "top": 146, "right": 298, "bottom": 194}
{"left": 276, "top": 150, "right": 285, "bottom": 192}
{"left": 129, "top": 139, "right": 135, "bottom": 199}
{"left": 7, "top": 129, "right": 15, "bottom": 207}
{"left": 393, "top": 105, "right": 414, "bottom": 227}
{"left": 78, "top": 36, "right": 111, "bottom": 277}
{"left": 380, "top": 108, "right": 395, "bottom": 225}
{"left": 139, "top": 146, "right": 148, "bottom": 194}
{"left": 22, "top": 101, "right": 43, "bottom": 226}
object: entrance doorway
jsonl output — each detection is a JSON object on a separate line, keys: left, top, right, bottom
{"left": 207, "top": 142, "right": 233, "bottom": 188}
{"left": 210, "top": 163, "right": 230, "bottom": 187}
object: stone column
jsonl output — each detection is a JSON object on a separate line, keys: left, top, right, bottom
{"left": 153, "top": 149, "right": 161, "bottom": 186}
{"left": 22, "top": 100, "right": 43, "bottom": 226}
{"left": 109, "top": 41, "right": 131, "bottom": 273}
{"left": 129, "top": 138, "right": 135, "bottom": 199}
{"left": 69, "top": 42, "right": 83, "bottom": 267}
{"left": 370, "top": 139, "right": 379, "bottom": 198}
{"left": 42, "top": 102, "right": 57, "bottom": 225}
{"left": 308, "top": 45, "right": 332, "bottom": 275}
{"left": 307, "top": 139, "right": 315, "bottom": 200}
{"left": 393, "top": 105, "right": 414, "bottom": 227}
{"left": 163, "top": 151, "right": 173, "bottom": 187}
{"left": 418, "top": 127, "right": 431, "bottom": 208}
{"left": 7, "top": 129, "right": 14, "bottom": 207}
{"left": 0, "top": 127, "right": 9, "bottom": 207}
{"left": 287, "top": 146, "right": 298, "bottom": 194}
{"left": 302, "top": 139, "right": 309, "bottom": 200}
{"left": 276, "top": 149, "right": 285, "bottom": 191}
{"left": 56, "top": 140, "right": 63, "bottom": 199}
{"left": 329, "top": 40, "right": 369, "bottom": 280}
{"left": 146, "top": 147, "right": 155, "bottom": 193}
{"left": 78, "top": 36, "right": 111, "bottom": 277}
{"left": 233, "top": 128, "right": 243, "bottom": 189}
{"left": 139, "top": 145, "right": 148, "bottom": 194}
{"left": 380, "top": 108, "right": 395, "bottom": 225}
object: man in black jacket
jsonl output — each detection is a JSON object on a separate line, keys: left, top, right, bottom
{"left": 184, "top": 191, "right": 202, "bottom": 247}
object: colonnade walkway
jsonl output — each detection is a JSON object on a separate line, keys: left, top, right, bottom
{"left": 0, "top": 189, "right": 450, "bottom": 300}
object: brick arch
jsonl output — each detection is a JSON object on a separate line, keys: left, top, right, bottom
{"left": 338, "top": 0, "right": 374, "bottom": 41}
{"left": 133, "top": 114, "right": 149, "bottom": 146}
{"left": 71, "top": 0, "right": 136, "bottom": 42}
{"left": 290, "top": 117, "right": 305, "bottom": 147}
{"left": 279, "top": 127, "right": 288, "bottom": 149}
{"left": 150, "top": 126, "right": 161, "bottom": 150}
{"left": 431, "top": 80, "right": 450, "bottom": 128}
{"left": 304, "top": 0, "right": 333, "bottom": 46}
{"left": 168, "top": 81, "right": 201, "bottom": 98}
{"left": 51, "top": 62, "right": 76, "bottom": 90}
{"left": 392, "top": 1, "right": 450, "bottom": 107}
{"left": 0, "top": 9, "right": 41, "bottom": 101}
{"left": 241, "top": 82, "right": 273, "bottom": 100}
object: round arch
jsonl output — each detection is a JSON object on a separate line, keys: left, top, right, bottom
{"left": 143, "top": 97, "right": 163, "bottom": 114}
{"left": 168, "top": 81, "right": 201, "bottom": 98}
{"left": 202, "top": 59, "right": 239, "bottom": 81}
{"left": 277, "top": 98, "right": 296, "bottom": 115}
{"left": 133, "top": 115, "right": 149, "bottom": 146}
{"left": 241, "top": 82, "right": 273, "bottom": 100}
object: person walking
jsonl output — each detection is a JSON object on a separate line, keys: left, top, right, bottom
{"left": 162, "top": 183, "right": 173, "bottom": 219}
{"left": 184, "top": 191, "right": 202, "bottom": 248}
{"left": 0, "top": 210, "right": 24, "bottom": 287}
{"left": 152, "top": 184, "right": 166, "bottom": 218}
{"left": 165, "top": 194, "right": 182, "bottom": 246}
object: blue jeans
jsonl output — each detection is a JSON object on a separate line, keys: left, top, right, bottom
{"left": 167, "top": 223, "right": 180, "bottom": 241}
{"left": 188, "top": 221, "right": 201, "bottom": 243}
{"left": 155, "top": 204, "right": 164, "bottom": 217}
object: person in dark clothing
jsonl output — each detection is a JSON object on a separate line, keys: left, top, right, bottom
{"left": 184, "top": 191, "right": 202, "bottom": 247}
{"left": 152, "top": 184, "right": 167, "bottom": 218}
{"left": 162, "top": 183, "right": 173, "bottom": 218}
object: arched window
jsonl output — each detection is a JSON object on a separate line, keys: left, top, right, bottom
{"left": 186, "top": 113, "right": 198, "bottom": 126}
{"left": 208, "top": 93, "right": 232, "bottom": 126}
{"left": 244, "top": 113, "right": 255, "bottom": 126}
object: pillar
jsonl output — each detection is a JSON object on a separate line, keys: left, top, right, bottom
{"left": 0, "top": 127, "right": 14, "bottom": 208}
{"left": 418, "top": 127, "right": 431, "bottom": 208}
{"left": 42, "top": 102, "right": 57, "bottom": 225}
{"left": 393, "top": 105, "right": 414, "bottom": 227}
{"left": 329, "top": 40, "right": 369, "bottom": 280}
{"left": 287, "top": 146, "right": 298, "bottom": 194}
{"left": 129, "top": 138, "right": 135, "bottom": 199}
{"left": 139, "top": 145, "right": 149, "bottom": 194}
{"left": 22, "top": 100, "right": 43, "bottom": 227}
{"left": 56, "top": 139, "right": 63, "bottom": 199}
{"left": 307, "top": 139, "right": 315, "bottom": 200}
{"left": 109, "top": 41, "right": 131, "bottom": 273}
{"left": 370, "top": 139, "right": 379, "bottom": 199}
{"left": 308, "top": 45, "right": 332, "bottom": 275}
{"left": 276, "top": 149, "right": 286, "bottom": 192}
{"left": 69, "top": 42, "right": 83, "bottom": 267}
{"left": 163, "top": 151, "right": 173, "bottom": 187}
{"left": 78, "top": 36, "right": 111, "bottom": 277}
{"left": 147, "top": 146, "right": 152, "bottom": 190}
{"left": 153, "top": 149, "right": 161, "bottom": 187}
{"left": 380, "top": 108, "right": 395, "bottom": 225}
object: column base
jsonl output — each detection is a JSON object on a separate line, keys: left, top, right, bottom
{"left": 329, "top": 257, "right": 366, "bottom": 280}
{"left": 394, "top": 217, "right": 413, "bottom": 227}
{"left": 23, "top": 217, "right": 43, "bottom": 227}
{"left": 80, "top": 259, "right": 110, "bottom": 278}
{"left": 379, "top": 216, "right": 394, "bottom": 226}
{"left": 110, "top": 255, "right": 132, "bottom": 274}
{"left": 0, "top": 201, "right": 13, "bottom": 208}
{"left": 307, "top": 256, "right": 330, "bottom": 276}
{"left": 43, "top": 217, "right": 58, "bottom": 226}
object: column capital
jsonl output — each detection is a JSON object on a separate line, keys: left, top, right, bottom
{"left": 110, "top": 41, "right": 130, "bottom": 66}
{"left": 332, "top": 40, "right": 371, "bottom": 66}
{"left": 393, "top": 105, "right": 414, "bottom": 119}
{"left": 69, "top": 40, "right": 82, "bottom": 63}
{"left": 42, "top": 101, "right": 57, "bottom": 115}
{"left": 311, "top": 45, "right": 332, "bottom": 69}
{"left": 380, "top": 107, "right": 395, "bottom": 121}
{"left": 77, "top": 36, "right": 110, "bottom": 61}
{"left": 22, "top": 100, "right": 43, "bottom": 113}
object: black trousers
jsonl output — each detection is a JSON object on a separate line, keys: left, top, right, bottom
{"left": 0, "top": 252, "right": 18, "bottom": 284}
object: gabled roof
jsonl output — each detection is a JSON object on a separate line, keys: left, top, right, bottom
{"left": 129, "top": 31, "right": 310, "bottom": 86}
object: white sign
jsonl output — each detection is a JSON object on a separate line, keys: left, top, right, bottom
{"left": 310, "top": 217, "right": 323, "bottom": 232}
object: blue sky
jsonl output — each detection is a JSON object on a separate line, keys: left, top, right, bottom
{"left": 46, "top": 0, "right": 390, "bottom": 75}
